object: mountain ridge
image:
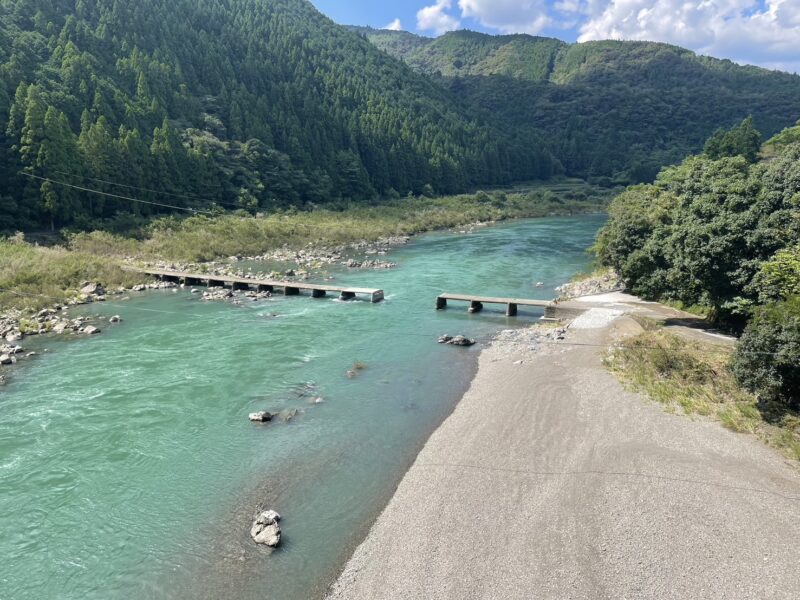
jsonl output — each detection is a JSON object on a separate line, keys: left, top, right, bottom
{"left": 353, "top": 26, "right": 800, "bottom": 183}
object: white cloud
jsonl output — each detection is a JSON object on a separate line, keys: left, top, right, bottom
{"left": 412, "top": 0, "right": 800, "bottom": 72}
{"left": 417, "top": 0, "right": 461, "bottom": 34}
{"left": 554, "top": 0, "right": 581, "bottom": 12}
{"left": 575, "top": 0, "right": 800, "bottom": 73}
{"left": 459, "top": 0, "right": 552, "bottom": 34}
{"left": 385, "top": 18, "right": 403, "bottom": 31}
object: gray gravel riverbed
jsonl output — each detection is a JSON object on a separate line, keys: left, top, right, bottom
{"left": 327, "top": 309, "right": 800, "bottom": 600}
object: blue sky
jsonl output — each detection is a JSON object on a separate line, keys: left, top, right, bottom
{"left": 311, "top": 0, "right": 581, "bottom": 41}
{"left": 309, "top": 1, "right": 800, "bottom": 73}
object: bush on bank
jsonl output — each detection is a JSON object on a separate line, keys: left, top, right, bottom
{"left": 730, "top": 297, "right": 800, "bottom": 411}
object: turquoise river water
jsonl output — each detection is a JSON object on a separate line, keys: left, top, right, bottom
{"left": 0, "top": 215, "right": 604, "bottom": 599}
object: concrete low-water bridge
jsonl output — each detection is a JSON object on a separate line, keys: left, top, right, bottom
{"left": 436, "top": 293, "right": 585, "bottom": 320}
{"left": 138, "top": 268, "right": 385, "bottom": 303}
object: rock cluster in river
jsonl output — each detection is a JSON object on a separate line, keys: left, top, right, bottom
{"left": 438, "top": 334, "right": 477, "bottom": 347}
{"left": 250, "top": 510, "right": 282, "bottom": 547}
{"left": 249, "top": 411, "right": 273, "bottom": 423}
{"left": 344, "top": 258, "right": 396, "bottom": 269}
{"left": 131, "top": 281, "right": 178, "bottom": 292}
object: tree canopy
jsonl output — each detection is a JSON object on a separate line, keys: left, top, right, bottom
{"left": 596, "top": 122, "right": 800, "bottom": 406}
{"left": 0, "top": 0, "right": 556, "bottom": 231}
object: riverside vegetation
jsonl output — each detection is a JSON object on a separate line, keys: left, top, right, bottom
{"left": 605, "top": 319, "right": 800, "bottom": 461}
{"left": 596, "top": 119, "right": 800, "bottom": 456}
{"left": 0, "top": 182, "right": 609, "bottom": 312}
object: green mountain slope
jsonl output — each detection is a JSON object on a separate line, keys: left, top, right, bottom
{"left": 351, "top": 27, "right": 565, "bottom": 81}
{"left": 0, "top": 0, "right": 555, "bottom": 231}
{"left": 355, "top": 28, "right": 800, "bottom": 184}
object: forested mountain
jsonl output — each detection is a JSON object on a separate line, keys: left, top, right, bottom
{"left": 4, "top": 1, "right": 800, "bottom": 234}
{"left": 354, "top": 27, "right": 800, "bottom": 185}
{"left": 0, "top": 0, "right": 556, "bottom": 231}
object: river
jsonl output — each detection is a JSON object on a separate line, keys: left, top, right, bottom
{"left": 0, "top": 215, "right": 604, "bottom": 599}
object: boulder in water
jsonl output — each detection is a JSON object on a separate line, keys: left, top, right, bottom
{"left": 249, "top": 411, "right": 273, "bottom": 423}
{"left": 438, "top": 334, "right": 476, "bottom": 347}
{"left": 250, "top": 510, "right": 282, "bottom": 547}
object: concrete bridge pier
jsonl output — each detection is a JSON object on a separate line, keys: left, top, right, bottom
{"left": 506, "top": 303, "right": 518, "bottom": 317}
{"left": 284, "top": 286, "right": 300, "bottom": 296}
{"left": 312, "top": 289, "right": 327, "bottom": 299}
{"left": 469, "top": 301, "right": 484, "bottom": 313}
{"left": 340, "top": 291, "right": 356, "bottom": 301}
{"left": 257, "top": 284, "right": 273, "bottom": 293}
{"left": 436, "top": 297, "right": 447, "bottom": 310}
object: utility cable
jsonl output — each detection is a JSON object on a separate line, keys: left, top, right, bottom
{"left": 53, "top": 170, "right": 219, "bottom": 204}
{"left": 20, "top": 173, "right": 214, "bottom": 215}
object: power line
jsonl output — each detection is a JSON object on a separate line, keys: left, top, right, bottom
{"left": 53, "top": 170, "right": 227, "bottom": 205}
{"left": 29, "top": 172, "right": 425, "bottom": 232}
{"left": 20, "top": 173, "right": 214, "bottom": 215}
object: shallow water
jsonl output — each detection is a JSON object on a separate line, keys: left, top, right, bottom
{"left": 0, "top": 215, "right": 604, "bottom": 599}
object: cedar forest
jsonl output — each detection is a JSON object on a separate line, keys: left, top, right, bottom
{"left": 2, "top": 0, "right": 800, "bottom": 232}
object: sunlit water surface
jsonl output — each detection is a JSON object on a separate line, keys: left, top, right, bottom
{"left": 0, "top": 215, "right": 604, "bottom": 599}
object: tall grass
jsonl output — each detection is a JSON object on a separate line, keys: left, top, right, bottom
{"left": 0, "top": 236, "right": 141, "bottom": 312}
{"left": 605, "top": 324, "right": 800, "bottom": 460}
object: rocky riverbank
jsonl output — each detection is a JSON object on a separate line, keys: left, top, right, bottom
{"left": 555, "top": 269, "right": 625, "bottom": 299}
{"left": 0, "top": 279, "right": 182, "bottom": 385}
{"left": 139, "top": 234, "right": 410, "bottom": 283}
{"left": 0, "top": 234, "right": 414, "bottom": 384}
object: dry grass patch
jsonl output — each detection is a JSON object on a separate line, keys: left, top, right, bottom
{"left": 604, "top": 324, "right": 800, "bottom": 460}
{"left": 0, "top": 235, "right": 142, "bottom": 312}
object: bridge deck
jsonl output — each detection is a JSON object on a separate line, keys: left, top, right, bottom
{"left": 138, "top": 268, "right": 384, "bottom": 302}
{"left": 436, "top": 293, "right": 555, "bottom": 317}
{"left": 437, "top": 293, "right": 552, "bottom": 308}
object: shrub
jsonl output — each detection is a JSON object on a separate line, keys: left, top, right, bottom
{"left": 730, "top": 297, "right": 800, "bottom": 410}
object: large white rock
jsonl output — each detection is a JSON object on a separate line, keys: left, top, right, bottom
{"left": 250, "top": 510, "right": 282, "bottom": 547}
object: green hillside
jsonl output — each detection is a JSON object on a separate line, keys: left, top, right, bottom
{"left": 0, "top": 0, "right": 555, "bottom": 231}
{"left": 355, "top": 28, "right": 800, "bottom": 184}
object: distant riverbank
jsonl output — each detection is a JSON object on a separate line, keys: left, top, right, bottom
{"left": 2, "top": 181, "right": 610, "bottom": 313}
